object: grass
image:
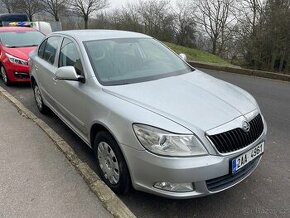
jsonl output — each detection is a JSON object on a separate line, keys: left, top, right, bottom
{"left": 163, "top": 42, "right": 234, "bottom": 67}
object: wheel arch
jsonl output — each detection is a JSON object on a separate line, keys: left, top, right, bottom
{"left": 89, "top": 122, "right": 133, "bottom": 182}
{"left": 90, "top": 122, "right": 119, "bottom": 148}
{"left": 30, "top": 75, "right": 36, "bottom": 87}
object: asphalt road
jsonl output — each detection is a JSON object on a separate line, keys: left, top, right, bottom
{"left": 1, "top": 69, "right": 290, "bottom": 218}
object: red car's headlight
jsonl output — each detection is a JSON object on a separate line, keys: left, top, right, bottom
{"left": 6, "top": 53, "right": 28, "bottom": 65}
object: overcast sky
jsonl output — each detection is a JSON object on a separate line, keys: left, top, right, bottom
{"left": 108, "top": 0, "right": 176, "bottom": 9}
{"left": 109, "top": 0, "right": 136, "bottom": 9}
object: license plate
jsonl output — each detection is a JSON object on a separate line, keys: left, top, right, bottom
{"left": 232, "top": 142, "right": 264, "bottom": 174}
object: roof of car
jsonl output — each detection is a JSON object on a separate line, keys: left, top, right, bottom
{"left": 54, "top": 29, "right": 151, "bottom": 41}
{"left": 0, "top": 27, "right": 35, "bottom": 32}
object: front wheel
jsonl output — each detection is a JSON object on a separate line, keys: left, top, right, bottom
{"left": 1, "top": 65, "right": 10, "bottom": 86}
{"left": 93, "top": 131, "right": 131, "bottom": 194}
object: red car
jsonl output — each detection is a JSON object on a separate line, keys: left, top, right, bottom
{"left": 0, "top": 27, "right": 44, "bottom": 85}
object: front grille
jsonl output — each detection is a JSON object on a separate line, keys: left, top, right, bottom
{"left": 208, "top": 114, "right": 264, "bottom": 154}
{"left": 206, "top": 157, "right": 260, "bottom": 192}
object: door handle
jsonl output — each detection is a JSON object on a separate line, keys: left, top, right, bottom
{"left": 53, "top": 77, "right": 57, "bottom": 84}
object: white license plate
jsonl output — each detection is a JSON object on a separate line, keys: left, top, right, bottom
{"left": 232, "top": 142, "right": 264, "bottom": 174}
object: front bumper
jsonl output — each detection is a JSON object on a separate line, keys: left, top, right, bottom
{"left": 3, "top": 61, "right": 30, "bottom": 82}
{"left": 121, "top": 130, "right": 266, "bottom": 199}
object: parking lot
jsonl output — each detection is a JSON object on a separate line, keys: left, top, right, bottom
{"left": 1, "top": 68, "right": 290, "bottom": 218}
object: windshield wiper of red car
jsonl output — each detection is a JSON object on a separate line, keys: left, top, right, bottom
{"left": 6, "top": 45, "right": 19, "bottom": 48}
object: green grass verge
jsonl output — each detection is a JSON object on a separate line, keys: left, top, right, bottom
{"left": 164, "top": 42, "right": 234, "bottom": 67}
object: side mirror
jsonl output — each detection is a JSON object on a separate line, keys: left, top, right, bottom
{"left": 179, "top": 53, "right": 187, "bottom": 62}
{"left": 55, "top": 66, "right": 85, "bottom": 83}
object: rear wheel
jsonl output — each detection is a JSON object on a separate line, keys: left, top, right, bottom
{"left": 33, "top": 82, "right": 49, "bottom": 114}
{"left": 1, "top": 65, "right": 10, "bottom": 86}
{"left": 93, "top": 131, "right": 130, "bottom": 194}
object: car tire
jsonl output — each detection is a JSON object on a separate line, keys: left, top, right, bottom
{"left": 32, "top": 82, "right": 50, "bottom": 114}
{"left": 1, "top": 65, "right": 11, "bottom": 86}
{"left": 93, "top": 131, "right": 131, "bottom": 194}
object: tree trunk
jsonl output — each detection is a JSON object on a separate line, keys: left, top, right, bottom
{"left": 212, "top": 39, "right": 217, "bottom": 55}
{"left": 286, "top": 57, "right": 290, "bottom": 73}
{"left": 279, "top": 51, "right": 286, "bottom": 72}
{"left": 270, "top": 53, "right": 277, "bottom": 71}
{"left": 84, "top": 16, "right": 89, "bottom": 29}
{"left": 55, "top": 14, "right": 59, "bottom": 22}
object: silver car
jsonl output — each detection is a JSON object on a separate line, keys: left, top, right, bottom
{"left": 29, "top": 30, "right": 267, "bottom": 199}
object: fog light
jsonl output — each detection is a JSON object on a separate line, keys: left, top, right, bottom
{"left": 154, "top": 182, "right": 194, "bottom": 192}
{"left": 14, "top": 72, "right": 29, "bottom": 78}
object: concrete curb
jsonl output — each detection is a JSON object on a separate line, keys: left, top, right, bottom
{"left": 0, "top": 86, "right": 136, "bottom": 218}
{"left": 189, "top": 61, "right": 290, "bottom": 82}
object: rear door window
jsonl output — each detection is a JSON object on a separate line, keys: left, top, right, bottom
{"left": 43, "top": 37, "right": 61, "bottom": 65}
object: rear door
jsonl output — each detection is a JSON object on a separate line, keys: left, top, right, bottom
{"left": 34, "top": 36, "right": 62, "bottom": 109}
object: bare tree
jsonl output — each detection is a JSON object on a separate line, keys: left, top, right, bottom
{"left": 71, "top": 0, "right": 109, "bottom": 29}
{"left": 0, "top": 0, "right": 16, "bottom": 13}
{"left": 109, "top": 4, "right": 143, "bottom": 32}
{"left": 232, "top": 0, "right": 264, "bottom": 66}
{"left": 13, "top": 0, "right": 44, "bottom": 20}
{"left": 245, "top": 0, "right": 263, "bottom": 35}
{"left": 138, "top": 0, "right": 175, "bottom": 41}
{"left": 235, "top": 0, "right": 264, "bottom": 36}
{"left": 231, "top": 0, "right": 290, "bottom": 72}
{"left": 262, "top": 0, "right": 290, "bottom": 72}
{"left": 173, "top": 0, "right": 196, "bottom": 47}
{"left": 195, "top": 0, "right": 235, "bottom": 55}
{"left": 42, "top": 0, "right": 68, "bottom": 21}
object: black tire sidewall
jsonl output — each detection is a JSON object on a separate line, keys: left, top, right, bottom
{"left": 93, "top": 131, "right": 130, "bottom": 194}
{"left": 1, "top": 65, "right": 10, "bottom": 86}
{"left": 33, "top": 82, "right": 49, "bottom": 114}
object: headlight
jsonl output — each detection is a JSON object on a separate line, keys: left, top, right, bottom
{"left": 6, "top": 53, "right": 28, "bottom": 65}
{"left": 133, "top": 124, "right": 208, "bottom": 157}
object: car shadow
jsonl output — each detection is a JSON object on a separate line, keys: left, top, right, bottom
{"left": 0, "top": 80, "right": 31, "bottom": 89}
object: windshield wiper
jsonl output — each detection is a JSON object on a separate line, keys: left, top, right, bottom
{"left": 6, "top": 45, "right": 19, "bottom": 48}
{"left": 6, "top": 44, "right": 38, "bottom": 48}
{"left": 27, "top": 44, "right": 39, "bottom": 47}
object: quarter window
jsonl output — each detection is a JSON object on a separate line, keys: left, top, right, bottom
{"left": 43, "top": 37, "right": 60, "bottom": 64}
{"left": 59, "top": 38, "right": 83, "bottom": 75}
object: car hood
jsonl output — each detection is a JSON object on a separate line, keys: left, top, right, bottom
{"left": 103, "top": 70, "right": 257, "bottom": 132}
{"left": 3, "top": 47, "right": 36, "bottom": 60}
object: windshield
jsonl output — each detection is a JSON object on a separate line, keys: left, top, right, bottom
{"left": 0, "top": 31, "right": 44, "bottom": 48}
{"left": 84, "top": 38, "right": 193, "bottom": 85}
